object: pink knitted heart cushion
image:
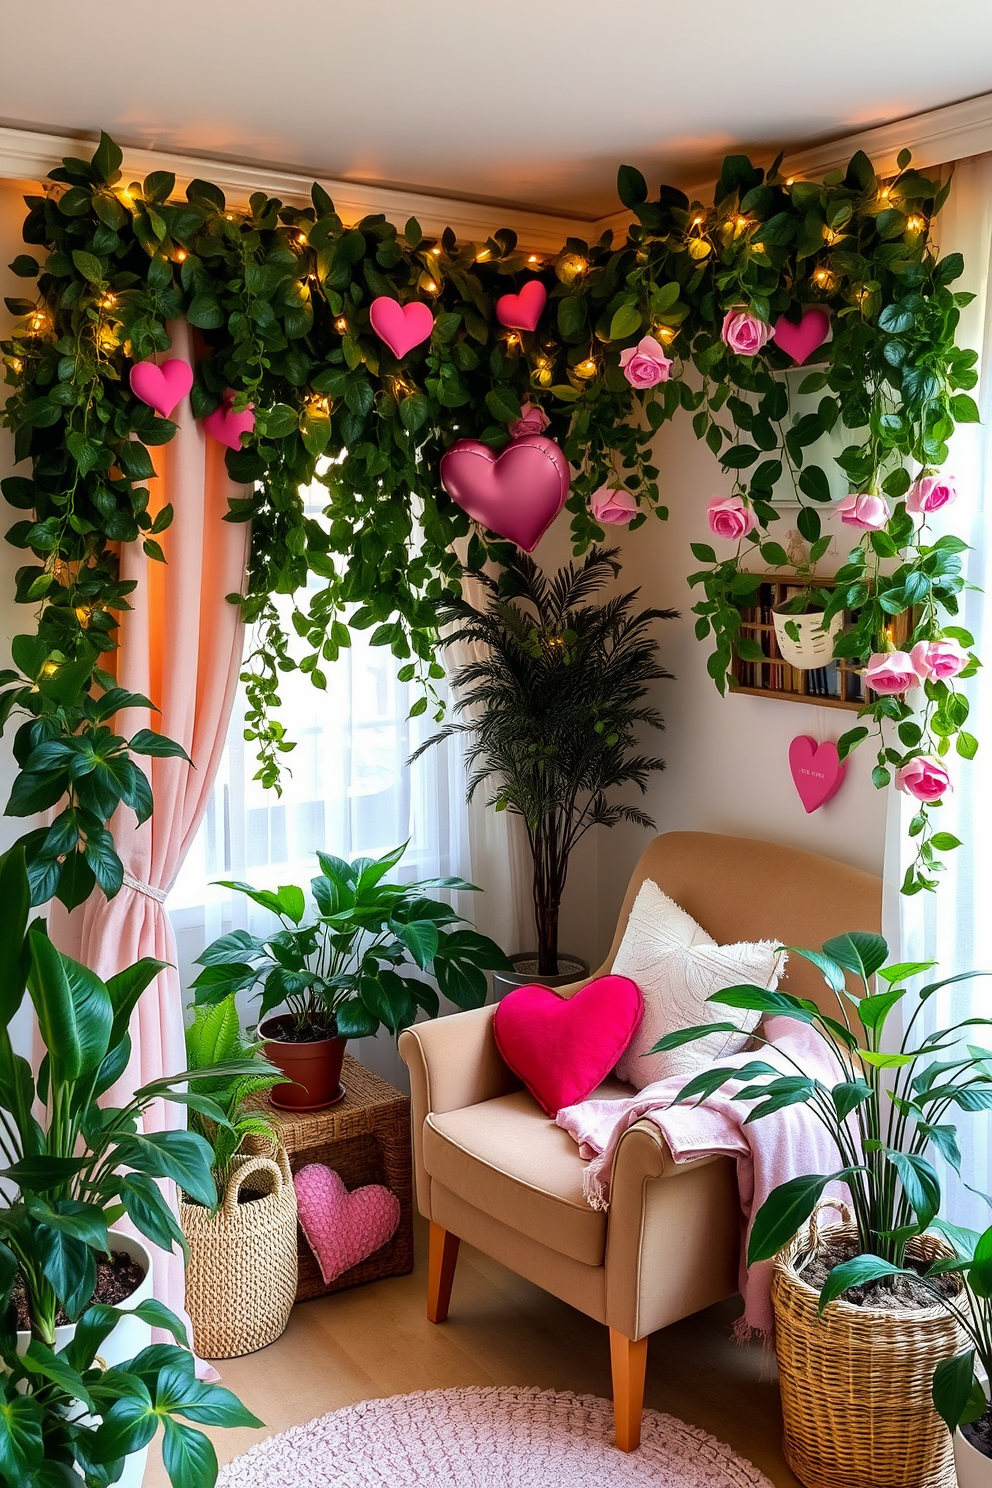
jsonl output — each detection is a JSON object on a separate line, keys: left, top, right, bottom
{"left": 293, "top": 1164, "right": 400, "bottom": 1283}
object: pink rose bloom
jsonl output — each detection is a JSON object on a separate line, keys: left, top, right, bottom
{"left": 835, "top": 493, "right": 890, "bottom": 531}
{"left": 910, "top": 638, "right": 969, "bottom": 682}
{"left": 865, "top": 651, "right": 921, "bottom": 695}
{"left": 590, "top": 487, "right": 638, "bottom": 526}
{"left": 906, "top": 474, "right": 958, "bottom": 516}
{"left": 508, "top": 400, "right": 550, "bottom": 439}
{"left": 707, "top": 495, "right": 756, "bottom": 541}
{"left": 721, "top": 308, "right": 772, "bottom": 356}
{"left": 618, "top": 335, "right": 673, "bottom": 389}
{"left": 896, "top": 755, "right": 952, "bottom": 803}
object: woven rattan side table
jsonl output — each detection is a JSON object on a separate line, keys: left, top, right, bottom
{"left": 258, "top": 1054, "right": 414, "bottom": 1302}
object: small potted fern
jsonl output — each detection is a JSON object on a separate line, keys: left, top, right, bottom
{"left": 179, "top": 995, "right": 299, "bottom": 1359}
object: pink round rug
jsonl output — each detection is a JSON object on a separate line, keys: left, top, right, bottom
{"left": 217, "top": 1385, "right": 774, "bottom": 1487}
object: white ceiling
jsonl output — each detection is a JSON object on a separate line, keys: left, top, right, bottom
{"left": 3, "top": 0, "right": 992, "bottom": 218}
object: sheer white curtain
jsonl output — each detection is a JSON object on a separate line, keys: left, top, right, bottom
{"left": 168, "top": 509, "right": 531, "bottom": 1089}
{"left": 884, "top": 152, "right": 992, "bottom": 1226}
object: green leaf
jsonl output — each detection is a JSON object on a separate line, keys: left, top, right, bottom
{"left": 648, "top": 1022, "right": 742, "bottom": 1054}
{"left": 821, "top": 932, "right": 889, "bottom": 985}
{"left": 0, "top": 1395, "right": 44, "bottom": 1480}
{"left": 391, "top": 918, "right": 438, "bottom": 970}
{"left": 933, "top": 1350, "right": 983, "bottom": 1434}
{"left": 748, "top": 1173, "right": 841, "bottom": 1264}
{"left": 617, "top": 164, "right": 649, "bottom": 208}
{"left": 27, "top": 930, "right": 113, "bottom": 1081}
{"left": 887, "top": 1150, "right": 940, "bottom": 1228}
{"left": 609, "top": 304, "right": 642, "bottom": 341}
{"left": 817, "top": 1254, "right": 903, "bottom": 1313}
{"left": 71, "top": 249, "right": 106, "bottom": 284}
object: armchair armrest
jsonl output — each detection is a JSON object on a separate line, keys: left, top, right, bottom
{"left": 399, "top": 1005, "right": 520, "bottom": 1223}
{"left": 605, "top": 1119, "right": 740, "bottom": 1340}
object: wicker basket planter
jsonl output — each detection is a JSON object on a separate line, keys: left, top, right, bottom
{"left": 772, "top": 1218, "right": 964, "bottom": 1488}
{"left": 181, "top": 1147, "right": 298, "bottom": 1359}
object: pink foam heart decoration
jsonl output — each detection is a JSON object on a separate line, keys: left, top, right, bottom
{"left": 129, "top": 358, "right": 193, "bottom": 420}
{"left": 772, "top": 306, "right": 831, "bottom": 365}
{"left": 294, "top": 1164, "right": 400, "bottom": 1284}
{"left": 439, "top": 434, "right": 570, "bottom": 551}
{"left": 493, "top": 975, "right": 643, "bottom": 1116}
{"left": 369, "top": 296, "right": 434, "bottom": 358}
{"left": 203, "top": 401, "right": 255, "bottom": 450}
{"left": 495, "top": 280, "right": 548, "bottom": 333}
{"left": 789, "top": 735, "right": 846, "bottom": 814}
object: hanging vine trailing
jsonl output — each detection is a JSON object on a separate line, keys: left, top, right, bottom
{"left": 0, "top": 132, "right": 978, "bottom": 907}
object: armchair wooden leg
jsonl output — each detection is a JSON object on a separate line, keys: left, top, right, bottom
{"left": 427, "top": 1222, "right": 460, "bottom": 1324}
{"left": 609, "top": 1328, "right": 648, "bottom": 1452}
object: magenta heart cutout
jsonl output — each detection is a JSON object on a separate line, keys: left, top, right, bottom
{"left": 439, "top": 435, "right": 569, "bottom": 551}
{"left": 294, "top": 1164, "right": 400, "bottom": 1283}
{"left": 495, "top": 280, "right": 548, "bottom": 333}
{"left": 772, "top": 307, "right": 831, "bottom": 365}
{"left": 493, "top": 975, "right": 643, "bottom": 1116}
{"left": 129, "top": 358, "right": 193, "bottom": 420}
{"left": 369, "top": 296, "right": 434, "bottom": 358}
{"left": 203, "top": 400, "right": 255, "bottom": 451}
{"left": 789, "top": 735, "right": 846, "bottom": 813}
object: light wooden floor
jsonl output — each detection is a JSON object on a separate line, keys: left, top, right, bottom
{"left": 146, "top": 1215, "right": 801, "bottom": 1486}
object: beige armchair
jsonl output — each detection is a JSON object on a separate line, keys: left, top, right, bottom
{"left": 399, "top": 831, "right": 881, "bottom": 1450}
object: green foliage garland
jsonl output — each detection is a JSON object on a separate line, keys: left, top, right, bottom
{"left": 0, "top": 134, "right": 978, "bottom": 906}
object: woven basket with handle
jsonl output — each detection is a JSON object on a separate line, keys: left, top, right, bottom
{"left": 180, "top": 1146, "right": 298, "bottom": 1359}
{"left": 772, "top": 1202, "right": 965, "bottom": 1488}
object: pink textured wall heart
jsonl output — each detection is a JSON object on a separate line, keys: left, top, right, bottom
{"left": 203, "top": 400, "right": 255, "bottom": 450}
{"left": 789, "top": 735, "right": 846, "bottom": 813}
{"left": 495, "top": 280, "right": 548, "bottom": 332}
{"left": 493, "top": 975, "right": 643, "bottom": 1116}
{"left": 772, "top": 307, "right": 831, "bottom": 365}
{"left": 439, "top": 435, "right": 569, "bottom": 551}
{"left": 369, "top": 296, "right": 434, "bottom": 357}
{"left": 129, "top": 358, "right": 193, "bottom": 419}
{"left": 294, "top": 1165, "right": 400, "bottom": 1284}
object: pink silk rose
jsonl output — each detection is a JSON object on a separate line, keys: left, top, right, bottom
{"left": 590, "top": 487, "right": 638, "bottom": 526}
{"left": 907, "top": 474, "right": 958, "bottom": 516}
{"left": 707, "top": 495, "right": 756, "bottom": 541}
{"left": 508, "top": 400, "right": 550, "bottom": 439}
{"left": 865, "top": 651, "right": 921, "bottom": 695}
{"left": 619, "top": 335, "right": 673, "bottom": 389}
{"left": 896, "top": 755, "right": 952, "bottom": 803}
{"left": 910, "top": 637, "right": 969, "bottom": 682}
{"left": 835, "top": 493, "right": 890, "bottom": 531}
{"left": 721, "top": 309, "right": 772, "bottom": 357}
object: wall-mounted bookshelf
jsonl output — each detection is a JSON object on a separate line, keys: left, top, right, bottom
{"left": 730, "top": 575, "right": 908, "bottom": 712}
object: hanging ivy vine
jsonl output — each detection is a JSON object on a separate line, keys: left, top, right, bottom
{"left": 0, "top": 133, "right": 978, "bottom": 907}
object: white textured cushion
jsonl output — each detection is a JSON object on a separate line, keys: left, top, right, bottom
{"left": 612, "top": 880, "right": 786, "bottom": 1090}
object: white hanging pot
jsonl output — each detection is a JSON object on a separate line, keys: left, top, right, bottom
{"left": 954, "top": 1379, "right": 992, "bottom": 1488}
{"left": 16, "top": 1231, "right": 154, "bottom": 1488}
{"left": 772, "top": 605, "right": 843, "bottom": 670}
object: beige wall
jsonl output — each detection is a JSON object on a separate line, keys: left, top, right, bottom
{"left": 572, "top": 410, "right": 888, "bottom": 962}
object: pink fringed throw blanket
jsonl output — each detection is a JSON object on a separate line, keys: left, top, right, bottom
{"left": 556, "top": 1019, "right": 847, "bottom": 1339}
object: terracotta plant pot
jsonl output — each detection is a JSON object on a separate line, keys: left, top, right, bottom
{"left": 492, "top": 952, "right": 589, "bottom": 1002}
{"left": 260, "top": 1016, "right": 347, "bottom": 1111}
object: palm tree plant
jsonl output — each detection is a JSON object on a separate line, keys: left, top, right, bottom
{"left": 413, "top": 547, "right": 675, "bottom": 975}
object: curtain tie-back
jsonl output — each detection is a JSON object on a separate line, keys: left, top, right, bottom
{"left": 122, "top": 870, "right": 168, "bottom": 905}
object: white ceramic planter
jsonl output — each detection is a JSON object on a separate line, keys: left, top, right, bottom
{"left": 772, "top": 606, "right": 843, "bottom": 669}
{"left": 16, "top": 1232, "right": 154, "bottom": 1488}
{"left": 955, "top": 1421, "right": 992, "bottom": 1487}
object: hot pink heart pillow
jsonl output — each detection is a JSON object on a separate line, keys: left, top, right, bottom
{"left": 493, "top": 975, "right": 643, "bottom": 1116}
{"left": 294, "top": 1164, "right": 400, "bottom": 1284}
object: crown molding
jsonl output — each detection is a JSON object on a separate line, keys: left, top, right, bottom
{"left": 590, "top": 90, "right": 992, "bottom": 239}
{"left": 3, "top": 90, "right": 991, "bottom": 252}
{"left": 0, "top": 126, "right": 596, "bottom": 253}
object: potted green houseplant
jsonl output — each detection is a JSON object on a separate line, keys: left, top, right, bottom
{"left": 654, "top": 930, "right": 991, "bottom": 1488}
{"left": 192, "top": 842, "right": 510, "bottom": 1110}
{"left": 180, "top": 996, "right": 299, "bottom": 1360}
{"left": 414, "top": 546, "right": 675, "bottom": 987}
{"left": 924, "top": 1220, "right": 992, "bottom": 1487}
{"left": 0, "top": 844, "right": 264, "bottom": 1486}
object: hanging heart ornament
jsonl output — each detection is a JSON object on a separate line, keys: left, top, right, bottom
{"left": 369, "top": 296, "right": 434, "bottom": 357}
{"left": 789, "top": 735, "right": 846, "bottom": 813}
{"left": 772, "top": 306, "right": 831, "bottom": 365}
{"left": 439, "top": 435, "right": 570, "bottom": 551}
{"left": 129, "top": 358, "right": 193, "bottom": 419}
